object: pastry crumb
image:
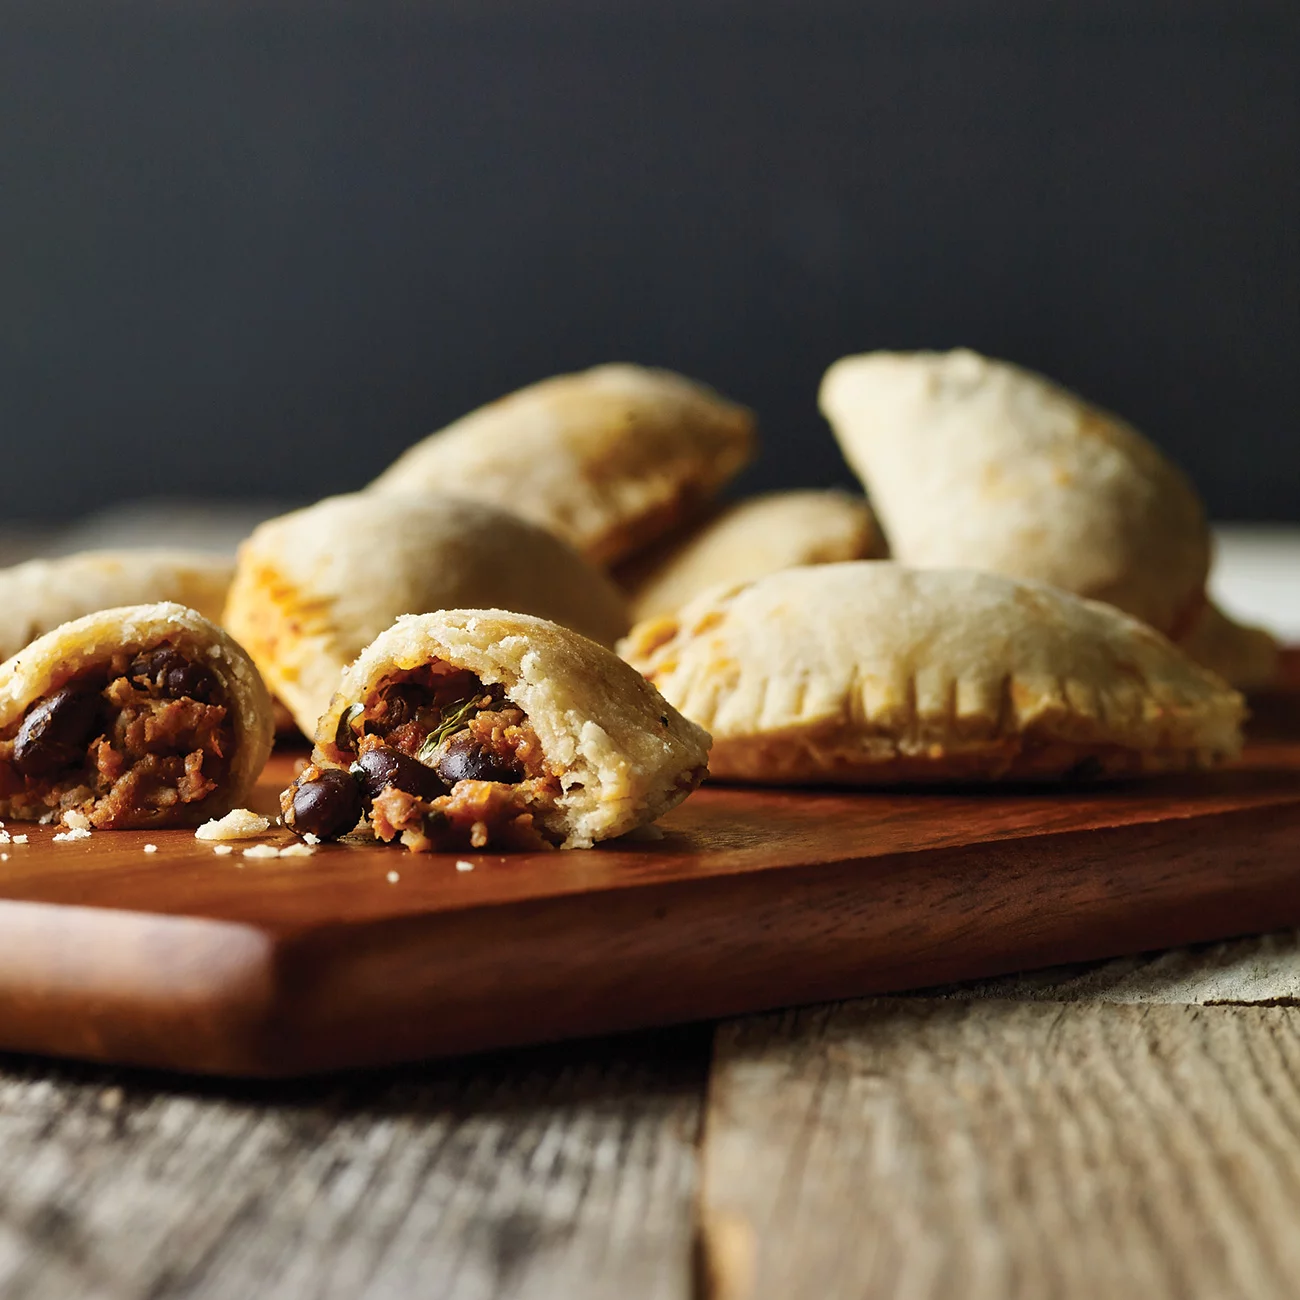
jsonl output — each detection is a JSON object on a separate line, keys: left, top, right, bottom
{"left": 196, "top": 809, "right": 271, "bottom": 841}
{"left": 0, "top": 832, "right": 9, "bottom": 845}
{"left": 11, "top": 834, "right": 27, "bottom": 845}
{"left": 303, "top": 832, "right": 321, "bottom": 846}
{"left": 242, "top": 844, "right": 281, "bottom": 859}
{"left": 62, "top": 809, "right": 92, "bottom": 832}
{"left": 53, "top": 827, "right": 92, "bottom": 843}
{"left": 386, "top": 870, "right": 400, "bottom": 883}
{"left": 455, "top": 859, "right": 474, "bottom": 872}
{"left": 0, "top": 853, "right": 8, "bottom": 862}
{"left": 212, "top": 845, "right": 235, "bottom": 857}
{"left": 278, "top": 842, "right": 316, "bottom": 858}
{"left": 143, "top": 843, "right": 158, "bottom": 854}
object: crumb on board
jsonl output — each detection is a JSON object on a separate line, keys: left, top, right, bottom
{"left": 242, "top": 844, "right": 280, "bottom": 859}
{"left": 212, "top": 845, "right": 234, "bottom": 857}
{"left": 0, "top": 853, "right": 8, "bottom": 862}
{"left": 455, "top": 859, "right": 474, "bottom": 873}
{"left": 278, "top": 842, "right": 316, "bottom": 858}
{"left": 52, "top": 827, "right": 92, "bottom": 843}
{"left": 143, "top": 844, "right": 158, "bottom": 854}
{"left": 62, "top": 809, "right": 92, "bottom": 832}
{"left": 11, "top": 834, "right": 27, "bottom": 845}
{"left": 303, "top": 832, "right": 320, "bottom": 846}
{"left": 196, "top": 809, "right": 271, "bottom": 842}
{"left": 0, "top": 832, "right": 9, "bottom": 845}
{"left": 386, "top": 870, "right": 400, "bottom": 884}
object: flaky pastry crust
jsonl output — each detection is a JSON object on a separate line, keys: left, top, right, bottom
{"left": 0, "top": 550, "right": 233, "bottom": 661}
{"left": 224, "top": 493, "right": 630, "bottom": 738}
{"left": 368, "top": 364, "right": 755, "bottom": 566}
{"left": 1177, "top": 601, "right": 1281, "bottom": 691}
{"left": 619, "top": 563, "right": 1244, "bottom": 784}
{"left": 820, "top": 349, "right": 1210, "bottom": 637}
{"left": 314, "top": 610, "right": 711, "bottom": 848}
{"left": 619, "top": 491, "right": 886, "bottom": 623}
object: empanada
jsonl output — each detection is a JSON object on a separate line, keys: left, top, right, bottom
{"left": 819, "top": 349, "right": 1209, "bottom": 638}
{"left": 224, "top": 493, "right": 631, "bottom": 738}
{"left": 619, "top": 490, "right": 886, "bottom": 623}
{"left": 619, "top": 563, "right": 1243, "bottom": 784}
{"left": 368, "top": 364, "right": 755, "bottom": 566}
{"left": 281, "top": 610, "right": 710, "bottom": 851}
{"left": 1178, "top": 601, "right": 1281, "bottom": 691}
{"left": 0, "top": 603, "right": 273, "bottom": 827}
{"left": 0, "top": 550, "right": 233, "bottom": 662}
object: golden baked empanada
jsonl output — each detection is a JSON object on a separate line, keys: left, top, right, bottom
{"left": 819, "top": 349, "right": 1209, "bottom": 638}
{"left": 282, "top": 610, "right": 710, "bottom": 851}
{"left": 368, "top": 364, "right": 755, "bottom": 566}
{"left": 619, "top": 490, "right": 886, "bottom": 623}
{"left": 1178, "top": 600, "right": 1281, "bottom": 691}
{"left": 0, "top": 603, "right": 273, "bottom": 828}
{"left": 0, "top": 550, "right": 233, "bottom": 662}
{"left": 620, "top": 563, "right": 1243, "bottom": 784}
{"left": 224, "top": 493, "right": 631, "bottom": 738}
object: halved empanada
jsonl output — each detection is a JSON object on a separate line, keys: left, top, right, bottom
{"left": 224, "top": 493, "right": 631, "bottom": 738}
{"left": 281, "top": 610, "right": 710, "bottom": 851}
{"left": 1178, "top": 601, "right": 1281, "bottom": 691}
{"left": 819, "top": 349, "right": 1210, "bottom": 638}
{"left": 368, "top": 364, "right": 755, "bottom": 567}
{"left": 619, "top": 490, "right": 886, "bottom": 623}
{"left": 0, "top": 550, "right": 233, "bottom": 662}
{"left": 0, "top": 603, "right": 273, "bottom": 827}
{"left": 619, "top": 563, "right": 1243, "bottom": 784}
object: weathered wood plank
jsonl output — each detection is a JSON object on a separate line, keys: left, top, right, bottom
{"left": 913, "top": 929, "right": 1300, "bottom": 1005}
{"left": 700, "top": 999, "right": 1300, "bottom": 1300}
{"left": 0, "top": 1027, "right": 708, "bottom": 1300}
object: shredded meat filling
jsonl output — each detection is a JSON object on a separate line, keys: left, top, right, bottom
{"left": 337, "top": 667, "right": 562, "bottom": 853}
{"left": 0, "top": 647, "right": 232, "bottom": 828}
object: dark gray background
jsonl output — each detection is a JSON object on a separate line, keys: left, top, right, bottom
{"left": 3, "top": 1, "right": 1297, "bottom": 522}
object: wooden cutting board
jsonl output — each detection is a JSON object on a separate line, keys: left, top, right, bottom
{"left": 2, "top": 705, "right": 1299, "bottom": 1078}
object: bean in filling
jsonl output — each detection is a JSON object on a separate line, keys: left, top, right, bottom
{"left": 0, "top": 647, "right": 232, "bottom": 828}
{"left": 285, "top": 667, "right": 561, "bottom": 852}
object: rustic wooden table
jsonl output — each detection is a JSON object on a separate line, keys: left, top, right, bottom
{"left": 2, "top": 520, "right": 1298, "bottom": 1300}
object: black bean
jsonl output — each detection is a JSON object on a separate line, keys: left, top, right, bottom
{"left": 13, "top": 686, "right": 101, "bottom": 777}
{"left": 128, "top": 647, "right": 216, "bottom": 702}
{"left": 433, "top": 731, "right": 523, "bottom": 785}
{"left": 353, "top": 746, "right": 448, "bottom": 803}
{"left": 287, "top": 768, "right": 364, "bottom": 840}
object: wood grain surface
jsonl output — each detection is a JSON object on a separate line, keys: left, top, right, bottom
{"left": 700, "top": 999, "right": 1300, "bottom": 1300}
{"left": 0, "top": 1026, "right": 709, "bottom": 1300}
{"left": 1, "top": 745, "right": 1299, "bottom": 1075}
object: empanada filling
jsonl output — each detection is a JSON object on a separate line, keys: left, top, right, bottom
{"left": 0, "top": 646, "right": 232, "bottom": 829}
{"left": 286, "top": 666, "right": 563, "bottom": 852}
